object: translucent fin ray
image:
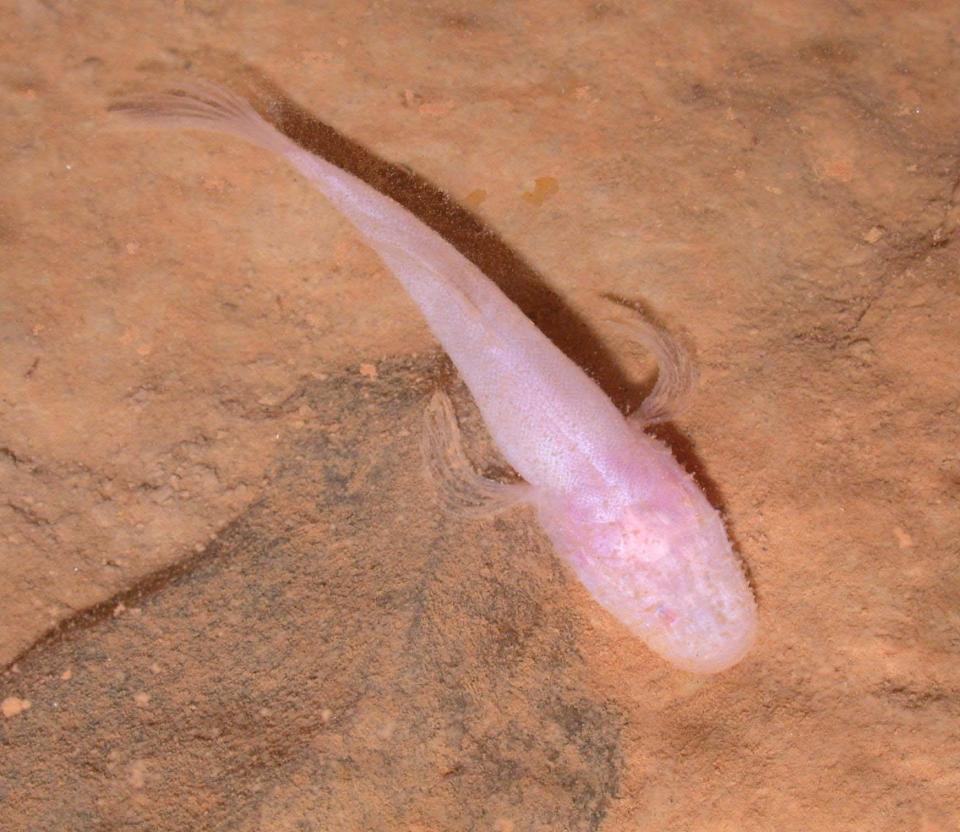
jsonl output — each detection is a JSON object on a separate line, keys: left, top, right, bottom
{"left": 422, "top": 391, "right": 530, "bottom": 517}
{"left": 606, "top": 315, "right": 698, "bottom": 425}
{"left": 109, "top": 81, "right": 295, "bottom": 157}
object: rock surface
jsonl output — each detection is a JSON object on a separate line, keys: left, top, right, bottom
{"left": 2, "top": 1, "right": 959, "bottom": 829}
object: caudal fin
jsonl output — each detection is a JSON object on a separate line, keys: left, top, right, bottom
{"left": 109, "top": 80, "right": 295, "bottom": 158}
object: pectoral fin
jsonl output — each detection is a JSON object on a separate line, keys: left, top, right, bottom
{"left": 606, "top": 312, "right": 698, "bottom": 426}
{"left": 421, "top": 390, "right": 531, "bottom": 516}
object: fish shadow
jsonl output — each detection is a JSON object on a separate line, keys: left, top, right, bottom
{"left": 119, "top": 52, "right": 746, "bottom": 579}
{"left": 159, "top": 55, "right": 647, "bottom": 411}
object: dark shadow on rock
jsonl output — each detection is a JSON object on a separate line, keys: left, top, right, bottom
{"left": 120, "top": 50, "right": 650, "bottom": 413}
{"left": 0, "top": 356, "right": 623, "bottom": 832}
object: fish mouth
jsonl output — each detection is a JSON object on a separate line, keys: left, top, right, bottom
{"left": 649, "top": 605, "right": 759, "bottom": 674}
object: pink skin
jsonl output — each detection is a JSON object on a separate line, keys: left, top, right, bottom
{"left": 113, "top": 83, "right": 757, "bottom": 673}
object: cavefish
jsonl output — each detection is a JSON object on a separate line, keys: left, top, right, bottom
{"left": 112, "top": 83, "right": 757, "bottom": 673}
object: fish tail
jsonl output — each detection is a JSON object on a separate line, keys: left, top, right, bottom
{"left": 109, "top": 80, "right": 296, "bottom": 158}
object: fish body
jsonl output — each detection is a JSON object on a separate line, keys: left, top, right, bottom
{"left": 115, "top": 84, "right": 757, "bottom": 673}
